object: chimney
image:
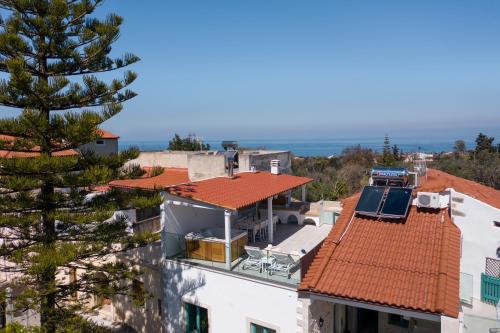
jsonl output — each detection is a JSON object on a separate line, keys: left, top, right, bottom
{"left": 270, "top": 160, "right": 280, "bottom": 175}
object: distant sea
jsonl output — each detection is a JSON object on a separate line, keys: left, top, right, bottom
{"left": 119, "top": 137, "right": 471, "bottom": 157}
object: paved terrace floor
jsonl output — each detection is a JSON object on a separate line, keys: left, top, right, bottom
{"left": 250, "top": 223, "right": 333, "bottom": 254}
{"left": 179, "top": 223, "right": 333, "bottom": 285}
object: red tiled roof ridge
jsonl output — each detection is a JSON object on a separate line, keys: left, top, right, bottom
{"left": 166, "top": 171, "right": 314, "bottom": 210}
{"left": 423, "top": 168, "right": 500, "bottom": 209}
{"left": 96, "top": 129, "right": 120, "bottom": 139}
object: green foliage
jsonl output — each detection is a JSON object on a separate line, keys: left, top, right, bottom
{"left": 475, "top": 132, "right": 495, "bottom": 153}
{"left": 150, "top": 165, "right": 164, "bottom": 177}
{"left": 453, "top": 140, "right": 466, "bottom": 155}
{"left": 292, "top": 146, "right": 376, "bottom": 201}
{"left": 0, "top": 316, "right": 112, "bottom": 333}
{"left": 0, "top": 1, "right": 154, "bottom": 331}
{"left": 432, "top": 133, "right": 500, "bottom": 189}
{"left": 381, "top": 134, "right": 396, "bottom": 166}
{"left": 168, "top": 133, "right": 210, "bottom": 151}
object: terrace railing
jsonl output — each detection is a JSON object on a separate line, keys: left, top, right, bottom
{"left": 460, "top": 272, "right": 473, "bottom": 305}
{"left": 163, "top": 231, "right": 304, "bottom": 286}
{"left": 481, "top": 273, "right": 500, "bottom": 305}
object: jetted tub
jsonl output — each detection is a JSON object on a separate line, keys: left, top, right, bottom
{"left": 185, "top": 228, "right": 248, "bottom": 263}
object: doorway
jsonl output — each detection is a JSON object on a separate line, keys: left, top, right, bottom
{"left": 356, "top": 307, "right": 378, "bottom": 333}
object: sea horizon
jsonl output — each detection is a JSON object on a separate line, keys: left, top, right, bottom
{"left": 119, "top": 136, "right": 482, "bottom": 157}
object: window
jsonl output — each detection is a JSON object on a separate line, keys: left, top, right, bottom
{"left": 388, "top": 314, "right": 409, "bottom": 328}
{"left": 497, "top": 246, "right": 500, "bottom": 259}
{"left": 250, "top": 323, "right": 277, "bottom": 333}
{"left": 96, "top": 140, "right": 104, "bottom": 145}
{"left": 184, "top": 302, "right": 208, "bottom": 333}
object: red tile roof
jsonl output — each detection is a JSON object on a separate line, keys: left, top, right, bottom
{"left": 0, "top": 135, "right": 78, "bottom": 158}
{"left": 109, "top": 168, "right": 190, "bottom": 190}
{"left": 97, "top": 129, "right": 120, "bottom": 139}
{"left": 300, "top": 194, "right": 461, "bottom": 318}
{"left": 421, "top": 168, "right": 500, "bottom": 209}
{"left": 168, "top": 172, "right": 313, "bottom": 210}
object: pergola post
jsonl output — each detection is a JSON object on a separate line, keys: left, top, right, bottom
{"left": 267, "top": 197, "right": 273, "bottom": 243}
{"left": 286, "top": 190, "right": 292, "bottom": 207}
{"left": 224, "top": 210, "right": 232, "bottom": 270}
{"left": 301, "top": 184, "right": 307, "bottom": 202}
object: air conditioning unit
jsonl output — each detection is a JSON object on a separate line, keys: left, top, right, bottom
{"left": 270, "top": 160, "right": 280, "bottom": 175}
{"left": 417, "top": 192, "right": 440, "bottom": 209}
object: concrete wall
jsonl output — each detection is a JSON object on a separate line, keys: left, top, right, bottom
{"left": 162, "top": 260, "right": 301, "bottom": 333}
{"left": 450, "top": 189, "right": 500, "bottom": 300}
{"left": 79, "top": 138, "right": 118, "bottom": 156}
{"left": 239, "top": 151, "right": 292, "bottom": 174}
{"left": 125, "top": 151, "right": 191, "bottom": 168}
{"left": 187, "top": 153, "right": 227, "bottom": 181}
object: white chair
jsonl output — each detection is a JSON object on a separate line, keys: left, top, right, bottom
{"left": 258, "top": 220, "right": 268, "bottom": 241}
{"left": 242, "top": 246, "right": 265, "bottom": 272}
{"left": 268, "top": 252, "right": 299, "bottom": 279}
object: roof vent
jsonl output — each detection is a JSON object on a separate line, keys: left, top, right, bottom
{"left": 416, "top": 192, "right": 440, "bottom": 209}
{"left": 270, "top": 160, "right": 280, "bottom": 175}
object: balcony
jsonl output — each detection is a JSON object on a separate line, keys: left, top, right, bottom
{"left": 481, "top": 273, "right": 500, "bottom": 305}
{"left": 164, "top": 222, "right": 331, "bottom": 286}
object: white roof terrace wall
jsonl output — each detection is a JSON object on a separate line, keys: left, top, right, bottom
{"left": 239, "top": 151, "right": 292, "bottom": 173}
{"left": 450, "top": 188, "right": 500, "bottom": 300}
{"left": 161, "top": 193, "right": 226, "bottom": 235}
{"left": 162, "top": 260, "right": 301, "bottom": 333}
{"left": 125, "top": 151, "right": 192, "bottom": 168}
{"left": 187, "top": 153, "right": 227, "bottom": 181}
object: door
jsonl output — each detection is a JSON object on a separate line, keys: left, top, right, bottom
{"left": 356, "top": 308, "right": 378, "bottom": 333}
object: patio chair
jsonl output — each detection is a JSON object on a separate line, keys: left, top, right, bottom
{"left": 242, "top": 246, "right": 265, "bottom": 272}
{"left": 268, "top": 252, "right": 299, "bottom": 279}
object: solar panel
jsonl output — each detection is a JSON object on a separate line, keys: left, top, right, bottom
{"left": 355, "top": 186, "right": 385, "bottom": 216}
{"left": 380, "top": 187, "right": 413, "bottom": 218}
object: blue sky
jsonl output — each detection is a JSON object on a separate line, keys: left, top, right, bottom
{"left": 19, "top": 1, "right": 500, "bottom": 141}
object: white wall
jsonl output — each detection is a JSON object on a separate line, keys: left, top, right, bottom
{"left": 125, "top": 151, "right": 191, "bottom": 168}
{"left": 450, "top": 189, "right": 500, "bottom": 300}
{"left": 162, "top": 260, "right": 300, "bottom": 333}
{"left": 162, "top": 193, "right": 226, "bottom": 235}
{"left": 79, "top": 138, "right": 118, "bottom": 155}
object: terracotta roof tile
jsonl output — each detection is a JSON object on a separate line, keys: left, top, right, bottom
{"left": 97, "top": 129, "right": 120, "bottom": 139}
{"left": 421, "top": 168, "right": 500, "bottom": 209}
{"left": 0, "top": 134, "right": 78, "bottom": 158}
{"left": 167, "top": 172, "right": 313, "bottom": 210}
{"left": 299, "top": 193, "right": 460, "bottom": 318}
{"left": 109, "top": 168, "right": 190, "bottom": 190}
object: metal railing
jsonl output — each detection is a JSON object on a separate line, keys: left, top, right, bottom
{"left": 163, "top": 232, "right": 304, "bottom": 286}
{"left": 481, "top": 273, "right": 500, "bottom": 305}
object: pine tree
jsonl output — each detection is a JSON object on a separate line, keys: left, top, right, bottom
{"left": 0, "top": 1, "right": 160, "bottom": 331}
{"left": 381, "top": 134, "right": 395, "bottom": 166}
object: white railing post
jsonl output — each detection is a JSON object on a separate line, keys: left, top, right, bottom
{"left": 267, "top": 197, "right": 273, "bottom": 243}
{"left": 224, "top": 210, "right": 232, "bottom": 270}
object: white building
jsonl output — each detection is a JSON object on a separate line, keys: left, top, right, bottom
{"left": 418, "top": 169, "right": 500, "bottom": 331}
